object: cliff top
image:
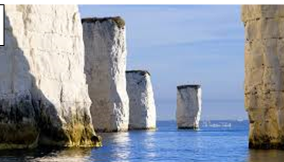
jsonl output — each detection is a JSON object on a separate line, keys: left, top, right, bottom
{"left": 177, "top": 84, "right": 201, "bottom": 89}
{"left": 81, "top": 16, "right": 125, "bottom": 28}
{"left": 126, "top": 70, "right": 151, "bottom": 76}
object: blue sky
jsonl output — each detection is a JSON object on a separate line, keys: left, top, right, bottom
{"left": 79, "top": 5, "right": 246, "bottom": 121}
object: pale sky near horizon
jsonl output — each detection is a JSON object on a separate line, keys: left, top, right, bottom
{"left": 79, "top": 5, "right": 246, "bottom": 121}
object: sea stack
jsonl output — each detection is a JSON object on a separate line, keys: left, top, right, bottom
{"left": 176, "top": 85, "right": 202, "bottom": 129}
{"left": 82, "top": 17, "right": 129, "bottom": 132}
{"left": 0, "top": 5, "right": 101, "bottom": 149}
{"left": 242, "top": 5, "right": 284, "bottom": 149}
{"left": 126, "top": 70, "right": 156, "bottom": 130}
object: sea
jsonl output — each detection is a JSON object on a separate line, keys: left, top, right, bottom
{"left": 1, "top": 120, "right": 284, "bottom": 162}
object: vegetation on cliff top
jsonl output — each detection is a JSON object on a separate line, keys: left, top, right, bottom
{"left": 126, "top": 70, "right": 151, "bottom": 76}
{"left": 82, "top": 16, "right": 125, "bottom": 28}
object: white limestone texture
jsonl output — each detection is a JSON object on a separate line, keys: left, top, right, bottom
{"left": 0, "top": 5, "right": 101, "bottom": 149}
{"left": 82, "top": 17, "right": 129, "bottom": 132}
{"left": 242, "top": 5, "right": 284, "bottom": 149}
{"left": 126, "top": 70, "right": 156, "bottom": 130}
{"left": 176, "top": 85, "right": 202, "bottom": 129}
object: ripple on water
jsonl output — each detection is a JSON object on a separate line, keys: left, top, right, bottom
{"left": 1, "top": 121, "right": 284, "bottom": 162}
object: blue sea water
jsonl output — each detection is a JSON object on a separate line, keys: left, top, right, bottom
{"left": 1, "top": 120, "right": 284, "bottom": 162}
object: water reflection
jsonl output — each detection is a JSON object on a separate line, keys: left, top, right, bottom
{"left": 90, "top": 132, "right": 131, "bottom": 161}
{"left": 248, "top": 150, "right": 284, "bottom": 162}
{"left": 0, "top": 147, "right": 92, "bottom": 162}
{"left": 143, "top": 131, "right": 157, "bottom": 159}
{"left": 110, "top": 132, "right": 131, "bottom": 160}
{"left": 90, "top": 130, "right": 159, "bottom": 161}
{"left": 1, "top": 121, "right": 274, "bottom": 161}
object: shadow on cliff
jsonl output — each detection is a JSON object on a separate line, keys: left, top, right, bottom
{"left": 0, "top": 9, "right": 93, "bottom": 156}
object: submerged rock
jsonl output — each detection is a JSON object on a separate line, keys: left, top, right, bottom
{"left": 242, "top": 5, "right": 284, "bottom": 149}
{"left": 126, "top": 70, "right": 156, "bottom": 130}
{"left": 82, "top": 17, "right": 129, "bottom": 132}
{"left": 176, "top": 85, "right": 202, "bottom": 129}
{"left": 0, "top": 5, "right": 101, "bottom": 149}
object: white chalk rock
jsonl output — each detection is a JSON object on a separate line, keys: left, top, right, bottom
{"left": 176, "top": 85, "right": 202, "bottom": 129}
{"left": 126, "top": 70, "right": 156, "bottom": 129}
{"left": 242, "top": 5, "right": 284, "bottom": 149}
{"left": 0, "top": 5, "right": 101, "bottom": 149}
{"left": 82, "top": 17, "right": 129, "bottom": 132}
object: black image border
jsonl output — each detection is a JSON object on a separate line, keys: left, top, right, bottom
{"left": 0, "top": 4, "right": 4, "bottom": 46}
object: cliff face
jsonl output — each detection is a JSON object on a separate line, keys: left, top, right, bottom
{"left": 82, "top": 17, "right": 129, "bottom": 132}
{"left": 176, "top": 85, "right": 202, "bottom": 129}
{"left": 0, "top": 5, "right": 101, "bottom": 149}
{"left": 126, "top": 70, "right": 156, "bottom": 130}
{"left": 242, "top": 5, "right": 284, "bottom": 149}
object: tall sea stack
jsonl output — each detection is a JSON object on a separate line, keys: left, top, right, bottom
{"left": 126, "top": 70, "right": 156, "bottom": 130}
{"left": 0, "top": 5, "right": 101, "bottom": 149}
{"left": 176, "top": 85, "right": 202, "bottom": 129}
{"left": 82, "top": 17, "right": 129, "bottom": 132}
{"left": 242, "top": 5, "right": 284, "bottom": 149}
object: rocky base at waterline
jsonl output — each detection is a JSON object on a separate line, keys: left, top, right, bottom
{"left": 176, "top": 85, "right": 202, "bottom": 129}
{"left": 82, "top": 17, "right": 129, "bottom": 132}
{"left": 249, "top": 141, "right": 284, "bottom": 150}
{"left": 126, "top": 70, "right": 156, "bottom": 130}
{"left": 0, "top": 5, "right": 101, "bottom": 149}
{"left": 242, "top": 5, "right": 284, "bottom": 149}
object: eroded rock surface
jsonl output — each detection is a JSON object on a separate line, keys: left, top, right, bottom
{"left": 176, "top": 85, "right": 202, "bottom": 129}
{"left": 242, "top": 5, "right": 284, "bottom": 149}
{"left": 0, "top": 5, "right": 101, "bottom": 149}
{"left": 126, "top": 70, "right": 156, "bottom": 130}
{"left": 82, "top": 17, "right": 129, "bottom": 132}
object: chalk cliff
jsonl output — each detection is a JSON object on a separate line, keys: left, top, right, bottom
{"left": 242, "top": 5, "right": 284, "bottom": 149}
{"left": 126, "top": 70, "right": 156, "bottom": 130}
{"left": 82, "top": 17, "right": 129, "bottom": 132}
{"left": 0, "top": 5, "right": 101, "bottom": 149}
{"left": 176, "top": 85, "right": 202, "bottom": 129}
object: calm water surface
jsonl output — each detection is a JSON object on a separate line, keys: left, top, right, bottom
{"left": 1, "top": 120, "right": 284, "bottom": 162}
